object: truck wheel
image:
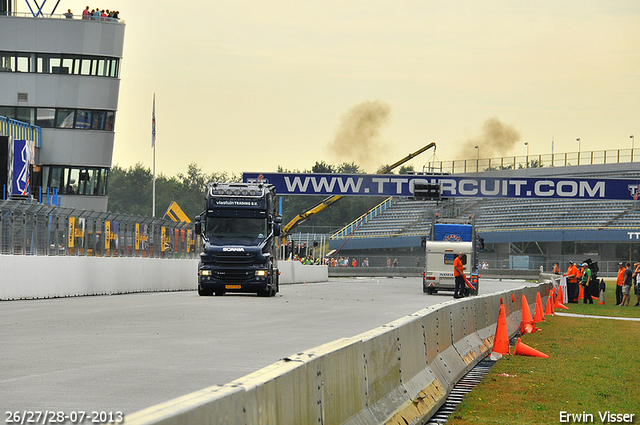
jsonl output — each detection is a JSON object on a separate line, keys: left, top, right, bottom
{"left": 198, "top": 286, "right": 213, "bottom": 296}
{"left": 423, "top": 284, "right": 429, "bottom": 294}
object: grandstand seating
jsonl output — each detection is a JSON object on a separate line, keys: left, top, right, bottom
{"left": 331, "top": 197, "right": 639, "bottom": 240}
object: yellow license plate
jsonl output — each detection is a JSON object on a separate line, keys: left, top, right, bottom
{"left": 225, "top": 285, "right": 242, "bottom": 289}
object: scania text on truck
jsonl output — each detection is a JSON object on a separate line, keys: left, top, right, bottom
{"left": 194, "top": 182, "right": 282, "bottom": 297}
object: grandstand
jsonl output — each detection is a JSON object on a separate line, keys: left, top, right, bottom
{"left": 328, "top": 160, "right": 640, "bottom": 273}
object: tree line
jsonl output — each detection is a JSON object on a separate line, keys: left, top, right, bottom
{"left": 107, "top": 161, "right": 414, "bottom": 233}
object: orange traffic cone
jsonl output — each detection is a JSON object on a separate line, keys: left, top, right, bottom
{"left": 534, "top": 292, "right": 545, "bottom": 323}
{"left": 545, "top": 291, "right": 555, "bottom": 316}
{"left": 557, "top": 286, "right": 564, "bottom": 304}
{"left": 513, "top": 337, "right": 549, "bottom": 358}
{"left": 512, "top": 293, "right": 516, "bottom": 303}
{"left": 554, "top": 287, "right": 569, "bottom": 309}
{"left": 578, "top": 284, "right": 584, "bottom": 301}
{"left": 491, "top": 298, "right": 510, "bottom": 355}
{"left": 520, "top": 294, "right": 536, "bottom": 334}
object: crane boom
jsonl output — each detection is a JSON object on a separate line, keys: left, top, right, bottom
{"left": 281, "top": 142, "right": 436, "bottom": 243}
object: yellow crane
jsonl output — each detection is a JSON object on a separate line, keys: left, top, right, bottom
{"left": 281, "top": 142, "right": 436, "bottom": 244}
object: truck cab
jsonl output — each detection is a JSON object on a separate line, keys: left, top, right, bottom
{"left": 194, "top": 182, "right": 281, "bottom": 297}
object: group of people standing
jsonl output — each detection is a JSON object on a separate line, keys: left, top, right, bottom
{"left": 616, "top": 262, "right": 640, "bottom": 307}
{"left": 79, "top": 6, "right": 120, "bottom": 20}
{"left": 564, "top": 260, "right": 598, "bottom": 304}
{"left": 561, "top": 260, "right": 640, "bottom": 306}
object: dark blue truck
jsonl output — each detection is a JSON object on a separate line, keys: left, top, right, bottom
{"left": 194, "top": 182, "right": 282, "bottom": 297}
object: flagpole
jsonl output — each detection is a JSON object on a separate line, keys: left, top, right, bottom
{"left": 152, "top": 93, "right": 156, "bottom": 217}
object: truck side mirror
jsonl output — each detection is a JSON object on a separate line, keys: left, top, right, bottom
{"left": 273, "top": 222, "right": 281, "bottom": 237}
{"left": 194, "top": 215, "right": 201, "bottom": 235}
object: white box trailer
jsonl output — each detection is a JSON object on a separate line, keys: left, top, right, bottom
{"left": 422, "top": 241, "right": 479, "bottom": 295}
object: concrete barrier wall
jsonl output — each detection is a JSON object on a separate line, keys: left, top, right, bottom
{"left": 278, "top": 261, "right": 328, "bottom": 284}
{"left": 328, "top": 266, "right": 542, "bottom": 281}
{"left": 0, "top": 256, "right": 328, "bottom": 300}
{"left": 125, "top": 282, "right": 553, "bottom": 425}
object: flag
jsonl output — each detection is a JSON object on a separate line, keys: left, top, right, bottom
{"left": 151, "top": 93, "right": 156, "bottom": 148}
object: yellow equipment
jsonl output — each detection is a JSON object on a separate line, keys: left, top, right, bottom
{"left": 165, "top": 201, "right": 191, "bottom": 223}
{"left": 281, "top": 142, "right": 436, "bottom": 244}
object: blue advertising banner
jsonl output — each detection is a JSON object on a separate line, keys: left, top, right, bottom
{"left": 243, "top": 172, "right": 640, "bottom": 201}
{"left": 11, "top": 139, "right": 33, "bottom": 196}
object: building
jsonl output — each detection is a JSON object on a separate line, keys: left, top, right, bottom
{"left": 0, "top": 1, "right": 125, "bottom": 211}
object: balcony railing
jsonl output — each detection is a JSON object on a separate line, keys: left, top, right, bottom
{"left": 423, "top": 149, "right": 639, "bottom": 174}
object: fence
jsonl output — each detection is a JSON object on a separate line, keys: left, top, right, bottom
{"left": 0, "top": 200, "right": 196, "bottom": 258}
{"left": 423, "top": 148, "right": 640, "bottom": 174}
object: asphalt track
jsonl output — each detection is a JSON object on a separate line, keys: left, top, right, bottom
{"left": 1, "top": 277, "right": 527, "bottom": 417}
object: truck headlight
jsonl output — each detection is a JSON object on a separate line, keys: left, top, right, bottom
{"left": 200, "top": 270, "right": 212, "bottom": 276}
{"left": 255, "top": 270, "right": 267, "bottom": 277}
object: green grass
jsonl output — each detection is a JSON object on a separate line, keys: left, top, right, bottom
{"left": 447, "top": 287, "right": 640, "bottom": 425}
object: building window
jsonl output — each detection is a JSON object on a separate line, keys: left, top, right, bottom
{"left": 16, "top": 53, "right": 31, "bottom": 72}
{"left": 1, "top": 52, "right": 15, "bottom": 71}
{"left": 76, "top": 109, "right": 91, "bottom": 129}
{"left": 43, "top": 165, "right": 109, "bottom": 196}
{"left": 56, "top": 109, "right": 75, "bottom": 128}
{"left": 36, "top": 108, "right": 55, "bottom": 128}
{"left": 15, "top": 107, "right": 35, "bottom": 125}
{"left": 0, "top": 106, "right": 115, "bottom": 131}
{"left": 1, "top": 51, "right": 120, "bottom": 78}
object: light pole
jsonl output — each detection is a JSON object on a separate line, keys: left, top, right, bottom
{"left": 474, "top": 145, "right": 479, "bottom": 172}
{"left": 576, "top": 138, "right": 581, "bottom": 165}
{"left": 524, "top": 142, "right": 529, "bottom": 167}
{"left": 631, "top": 135, "right": 635, "bottom": 161}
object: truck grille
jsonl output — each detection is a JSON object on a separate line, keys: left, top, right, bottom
{"left": 214, "top": 269, "right": 253, "bottom": 283}
{"left": 211, "top": 251, "right": 255, "bottom": 266}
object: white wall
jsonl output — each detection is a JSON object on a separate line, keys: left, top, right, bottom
{"left": 0, "top": 256, "right": 328, "bottom": 300}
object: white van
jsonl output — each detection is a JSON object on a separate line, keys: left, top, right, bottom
{"left": 422, "top": 241, "right": 479, "bottom": 295}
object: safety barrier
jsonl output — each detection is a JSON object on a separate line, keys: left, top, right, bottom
{"left": 278, "top": 261, "right": 328, "bottom": 284}
{"left": 0, "top": 257, "right": 328, "bottom": 300}
{"left": 125, "top": 281, "right": 553, "bottom": 425}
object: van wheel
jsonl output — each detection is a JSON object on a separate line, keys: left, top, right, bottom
{"left": 214, "top": 290, "right": 225, "bottom": 296}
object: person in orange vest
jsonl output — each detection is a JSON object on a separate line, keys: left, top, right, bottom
{"left": 616, "top": 262, "right": 625, "bottom": 305}
{"left": 453, "top": 251, "right": 465, "bottom": 299}
{"left": 351, "top": 258, "right": 357, "bottom": 267}
{"left": 565, "top": 260, "right": 579, "bottom": 303}
{"left": 553, "top": 263, "right": 560, "bottom": 274}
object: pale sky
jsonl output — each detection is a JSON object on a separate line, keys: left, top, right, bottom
{"left": 41, "top": 1, "right": 640, "bottom": 175}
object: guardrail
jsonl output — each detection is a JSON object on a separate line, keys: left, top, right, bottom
{"left": 125, "top": 281, "right": 553, "bottom": 425}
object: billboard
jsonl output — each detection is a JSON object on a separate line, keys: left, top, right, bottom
{"left": 243, "top": 172, "right": 640, "bottom": 201}
{"left": 9, "top": 139, "right": 35, "bottom": 197}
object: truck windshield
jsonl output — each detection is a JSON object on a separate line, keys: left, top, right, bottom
{"left": 204, "top": 217, "right": 267, "bottom": 243}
